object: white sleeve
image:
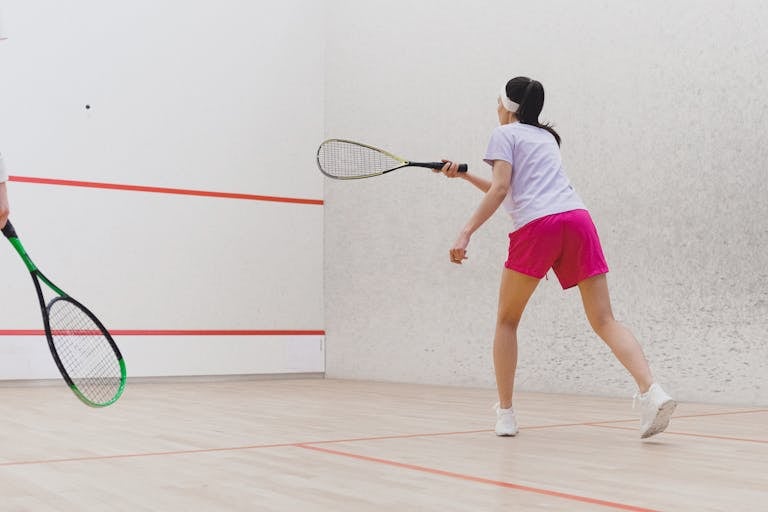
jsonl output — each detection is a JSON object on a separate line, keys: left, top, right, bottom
{"left": 0, "top": 153, "right": 7, "bottom": 183}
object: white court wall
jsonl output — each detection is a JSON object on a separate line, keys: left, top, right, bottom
{"left": 0, "top": 1, "right": 325, "bottom": 379}
{"left": 323, "top": 0, "right": 768, "bottom": 405}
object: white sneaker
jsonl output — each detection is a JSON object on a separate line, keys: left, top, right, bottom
{"left": 494, "top": 403, "right": 519, "bottom": 436}
{"left": 635, "top": 383, "right": 677, "bottom": 439}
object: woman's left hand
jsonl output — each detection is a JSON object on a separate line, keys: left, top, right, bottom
{"left": 450, "top": 232, "right": 470, "bottom": 264}
{"left": 0, "top": 182, "right": 9, "bottom": 230}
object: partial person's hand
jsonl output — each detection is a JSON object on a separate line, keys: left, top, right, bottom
{"left": 433, "top": 159, "right": 465, "bottom": 179}
{"left": 450, "top": 232, "right": 470, "bottom": 264}
{"left": 0, "top": 182, "right": 9, "bottom": 230}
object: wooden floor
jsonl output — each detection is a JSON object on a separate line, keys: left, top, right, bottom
{"left": 0, "top": 378, "right": 765, "bottom": 512}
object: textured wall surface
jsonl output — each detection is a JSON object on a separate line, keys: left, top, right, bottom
{"left": 0, "top": 0, "right": 325, "bottom": 378}
{"left": 324, "top": 0, "right": 768, "bottom": 405}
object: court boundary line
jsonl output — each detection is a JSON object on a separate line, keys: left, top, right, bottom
{"left": 8, "top": 175, "right": 323, "bottom": 206}
{"left": 1, "top": 407, "right": 764, "bottom": 468}
{"left": 587, "top": 409, "right": 768, "bottom": 424}
{"left": 298, "top": 443, "right": 660, "bottom": 512}
{"left": 0, "top": 442, "right": 300, "bottom": 467}
{"left": 589, "top": 424, "right": 768, "bottom": 444}
{"left": 0, "top": 436, "right": 662, "bottom": 511}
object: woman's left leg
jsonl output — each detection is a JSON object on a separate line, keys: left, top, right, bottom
{"left": 494, "top": 268, "right": 541, "bottom": 409}
{"left": 492, "top": 268, "right": 540, "bottom": 436}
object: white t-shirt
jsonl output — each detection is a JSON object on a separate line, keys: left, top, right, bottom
{"left": 0, "top": 153, "right": 7, "bottom": 183}
{"left": 484, "top": 122, "right": 585, "bottom": 231}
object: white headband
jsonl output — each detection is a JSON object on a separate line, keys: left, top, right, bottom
{"left": 499, "top": 85, "right": 519, "bottom": 112}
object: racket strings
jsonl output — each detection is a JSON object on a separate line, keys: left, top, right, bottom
{"left": 47, "top": 299, "right": 122, "bottom": 405}
{"left": 318, "top": 140, "right": 402, "bottom": 178}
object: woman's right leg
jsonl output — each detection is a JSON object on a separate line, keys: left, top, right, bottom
{"left": 577, "top": 273, "right": 677, "bottom": 437}
{"left": 494, "top": 268, "right": 540, "bottom": 409}
{"left": 577, "top": 273, "right": 653, "bottom": 392}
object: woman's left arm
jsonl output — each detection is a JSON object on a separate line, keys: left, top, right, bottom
{"left": 449, "top": 160, "right": 512, "bottom": 264}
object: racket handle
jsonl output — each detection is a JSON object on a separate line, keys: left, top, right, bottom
{"left": 1, "top": 219, "right": 16, "bottom": 239}
{"left": 420, "top": 162, "right": 469, "bottom": 173}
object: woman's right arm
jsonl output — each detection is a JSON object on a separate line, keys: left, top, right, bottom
{"left": 434, "top": 160, "right": 492, "bottom": 193}
{"left": 459, "top": 172, "right": 492, "bottom": 193}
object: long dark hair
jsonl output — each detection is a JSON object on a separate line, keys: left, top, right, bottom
{"left": 504, "top": 76, "right": 561, "bottom": 146}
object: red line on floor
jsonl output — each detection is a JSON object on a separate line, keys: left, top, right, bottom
{"left": 298, "top": 444, "right": 660, "bottom": 512}
{"left": 0, "top": 442, "right": 299, "bottom": 467}
{"left": 521, "top": 421, "right": 600, "bottom": 430}
{"left": 591, "top": 424, "right": 767, "bottom": 444}
{"left": 303, "top": 429, "right": 491, "bottom": 445}
{"left": 9, "top": 175, "right": 323, "bottom": 205}
{"left": 0, "top": 409, "right": 763, "bottom": 468}
{"left": 661, "top": 409, "right": 768, "bottom": 419}
{"left": 580, "top": 408, "right": 768, "bottom": 427}
{"left": 0, "top": 329, "right": 325, "bottom": 336}
{"left": 0, "top": 431, "right": 492, "bottom": 468}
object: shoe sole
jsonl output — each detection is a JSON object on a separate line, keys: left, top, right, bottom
{"left": 495, "top": 430, "right": 518, "bottom": 437}
{"left": 641, "top": 399, "right": 677, "bottom": 439}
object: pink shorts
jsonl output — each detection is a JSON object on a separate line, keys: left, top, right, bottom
{"left": 505, "top": 209, "right": 609, "bottom": 289}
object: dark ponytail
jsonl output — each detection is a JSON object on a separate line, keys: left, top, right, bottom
{"left": 505, "top": 77, "right": 561, "bottom": 146}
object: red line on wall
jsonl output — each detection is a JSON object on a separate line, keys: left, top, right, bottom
{"left": 0, "top": 330, "right": 325, "bottom": 336}
{"left": 9, "top": 175, "right": 324, "bottom": 205}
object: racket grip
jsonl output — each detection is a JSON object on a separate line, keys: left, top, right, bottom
{"left": 1, "top": 219, "right": 16, "bottom": 238}
{"left": 424, "top": 162, "right": 469, "bottom": 173}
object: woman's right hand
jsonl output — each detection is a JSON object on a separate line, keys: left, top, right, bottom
{"left": 433, "top": 159, "right": 465, "bottom": 179}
